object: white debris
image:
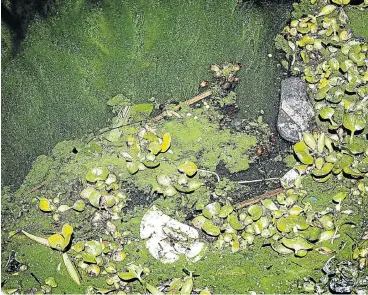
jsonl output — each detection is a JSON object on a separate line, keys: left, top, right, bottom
{"left": 140, "top": 206, "right": 205, "bottom": 263}
{"left": 280, "top": 168, "right": 300, "bottom": 189}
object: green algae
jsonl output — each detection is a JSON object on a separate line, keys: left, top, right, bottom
{"left": 2, "top": 0, "right": 292, "bottom": 189}
{"left": 162, "top": 110, "right": 257, "bottom": 173}
{"left": 347, "top": 7, "right": 368, "bottom": 41}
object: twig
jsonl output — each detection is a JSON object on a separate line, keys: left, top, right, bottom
{"left": 153, "top": 90, "right": 212, "bottom": 121}
{"left": 28, "top": 181, "right": 47, "bottom": 193}
{"left": 198, "top": 169, "right": 220, "bottom": 182}
{"left": 234, "top": 187, "right": 285, "bottom": 210}
{"left": 238, "top": 177, "right": 280, "bottom": 184}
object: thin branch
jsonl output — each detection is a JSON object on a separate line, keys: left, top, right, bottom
{"left": 238, "top": 177, "right": 280, "bottom": 184}
{"left": 234, "top": 187, "right": 285, "bottom": 210}
{"left": 153, "top": 90, "right": 212, "bottom": 121}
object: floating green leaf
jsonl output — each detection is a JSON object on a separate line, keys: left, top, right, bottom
{"left": 294, "top": 142, "right": 314, "bottom": 165}
{"left": 248, "top": 205, "right": 263, "bottom": 221}
{"left": 343, "top": 113, "right": 366, "bottom": 142}
{"left": 86, "top": 167, "right": 109, "bottom": 182}
{"left": 62, "top": 253, "right": 81, "bottom": 285}
{"left": 177, "top": 161, "right": 198, "bottom": 177}
{"left": 202, "top": 220, "right": 221, "bottom": 236}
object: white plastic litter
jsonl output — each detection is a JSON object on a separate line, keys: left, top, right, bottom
{"left": 140, "top": 206, "right": 205, "bottom": 263}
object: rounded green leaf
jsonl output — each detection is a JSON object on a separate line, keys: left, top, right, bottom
{"left": 177, "top": 161, "right": 198, "bottom": 177}
{"left": 86, "top": 167, "right": 109, "bottom": 182}
{"left": 202, "top": 220, "right": 220, "bottom": 236}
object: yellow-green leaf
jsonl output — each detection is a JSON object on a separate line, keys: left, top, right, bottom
{"left": 62, "top": 253, "right": 81, "bottom": 285}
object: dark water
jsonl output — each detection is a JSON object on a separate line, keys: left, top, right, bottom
{"left": 1, "top": 0, "right": 293, "bottom": 190}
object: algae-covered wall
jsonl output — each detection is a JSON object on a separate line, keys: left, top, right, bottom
{"left": 1, "top": 0, "right": 293, "bottom": 190}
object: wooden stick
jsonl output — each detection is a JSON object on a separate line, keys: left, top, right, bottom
{"left": 234, "top": 187, "right": 285, "bottom": 210}
{"left": 153, "top": 89, "right": 212, "bottom": 121}
{"left": 28, "top": 181, "right": 47, "bottom": 193}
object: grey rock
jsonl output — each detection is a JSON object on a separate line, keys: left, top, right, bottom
{"left": 277, "top": 77, "right": 315, "bottom": 142}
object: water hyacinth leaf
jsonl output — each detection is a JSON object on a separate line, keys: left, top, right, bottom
{"left": 333, "top": 191, "right": 348, "bottom": 204}
{"left": 343, "top": 113, "right": 366, "bottom": 142}
{"left": 22, "top": 230, "right": 49, "bottom": 247}
{"left": 112, "top": 251, "right": 127, "bottom": 263}
{"left": 161, "top": 133, "right": 171, "bottom": 153}
{"left": 312, "top": 163, "right": 334, "bottom": 177}
{"left": 178, "top": 161, "right": 198, "bottom": 177}
{"left": 126, "top": 162, "right": 139, "bottom": 175}
{"left": 242, "top": 232, "right": 255, "bottom": 244}
{"left": 72, "top": 241, "right": 85, "bottom": 252}
{"left": 39, "top": 198, "right": 53, "bottom": 212}
{"left": 317, "top": 5, "right": 336, "bottom": 17}
{"left": 174, "top": 180, "right": 202, "bottom": 193}
{"left": 145, "top": 283, "right": 165, "bottom": 295}
{"left": 319, "top": 107, "right": 334, "bottom": 122}
{"left": 248, "top": 205, "right": 263, "bottom": 221}
{"left": 294, "top": 142, "right": 314, "bottom": 165}
{"left": 89, "top": 192, "right": 101, "bottom": 208}
{"left": 192, "top": 215, "right": 207, "bottom": 229}
{"left": 282, "top": 237, "right": 314, "bottom": 253}
{"left": 219, "top": 205, "right": 234, "bottom": 218}
{"left": 148, "top": 141, "right": 162, "bottom": 155}
{"left": 85, "top": 167, "right": 109, "bottom": 183}
{"left": 346, "top": 142, "right": 364, "bottom": 154}
{"left": 202, "top": 219, "right": 221, "bottom": 236}
{"left": 315, "top": 157, "right": 324, "bottom": 170}
{"left": 119, "top": 264, "right": 143, "bottom": 281}
{"left": 343, "top": 167, "right": 363, "bottom": 177}
{"left": 143, "top": 159, "right": 160, "bottom": 168}
{"left": 324, "top": 136, "right": 334, "bottom": 153}
{"left": 228, "top": 214, "right": 245, "bottom": 230}
{"left": 168, "top": 278, "right": 183, "bottom": 293}
{"left": 334, "top": 154, "right": 353, "bottom": 170}
{"left": 319, "top": 215, "right": 335, "bottom": 230}
{"left": 289, "top": 205, "right": 303, "bottom": 215}
{"left": 45, "top": 277, "right": 58, "bottom": 288}
{"left": 61, "top": 224, "right": 73, "bottom": 237}
{"left": 163, "top": 186, "right": 177, "bottom": 197}
{"left": 82, "top": 253, "right": 97, "bottom": 264}
{"left": 277, "top": 215, "right": 309, "bottom": 233}
{"left": 313, "top": 174, "right": 331, "bottom": 183}
{"left": 261, "top": 199, "right": 278, "bottom": 211}
{"left": 80, "top": 187, "right": 98, "bottom": 199}
{"left": 156, "top": 175, "right": 172, "bottom": 187}
{"left": 85, "top": 241, "right": 103, "bottom": 256}
{"left": 181, "top": 276, "right": 194, "bottom": 295}
{"left": 303, "top": 133, "right": 316, "bottom": 150}
{"left": 271, "top": 242, "right": 294, "bottom": 255}
{"left": 48, "top": 234, "right": 65, "bottom": 251}
{"left": 318, "top": 230, "right": 336, "bottom": 242}
{"left": 328, "top": 58, "right": 340, "bottom": 70}
{"left": 72, "top": 200, "right": 85, "bottom": 212}
{"left": 300, "top": 227, "right": 322, "bottom": 242}
{"left": 187, "top": 180, "right": 202, "bottom": 190}
{"left": 62, "top": 253, "right": 81, "bottom": 285}
{"left": 203, "top": 202, "right": 221, "bottom": 219}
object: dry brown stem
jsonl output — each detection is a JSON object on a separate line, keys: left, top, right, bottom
{"left": 234, "top": 187, "right": 285, "bottom": 210}
{"left": 153, "top": 89, "right": 212, "bottom": 121}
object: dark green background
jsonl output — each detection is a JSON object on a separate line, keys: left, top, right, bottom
{"left": 2, "top": 0, "right": 294, "bottom": 189}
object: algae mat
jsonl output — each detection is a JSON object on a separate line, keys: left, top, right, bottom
{"left": 1, "top": 0, "right": 292, "bottom": 189}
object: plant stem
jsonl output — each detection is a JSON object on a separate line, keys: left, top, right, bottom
{"left": 234, "top": 187, "right": 285, "bottom": 210}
